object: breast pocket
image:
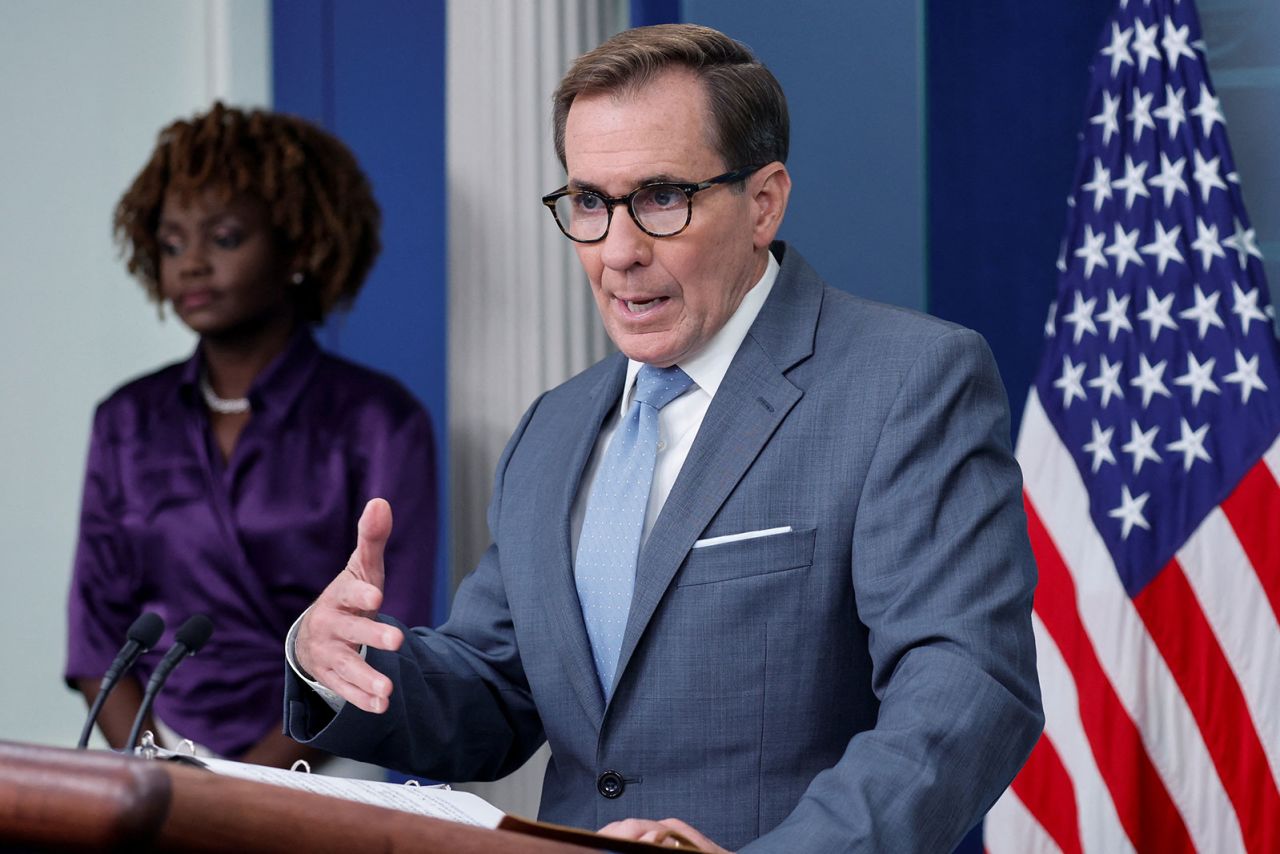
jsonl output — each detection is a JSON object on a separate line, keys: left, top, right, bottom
{"left": 675, "top": 527, "right": 816, "bottom": 587}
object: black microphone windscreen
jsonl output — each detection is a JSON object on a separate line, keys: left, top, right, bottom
{"left": 175, "top": 614, "right": 214, "bottom": 652}
{"left": 126, "top": 612, "right": 165, "bottom": 649}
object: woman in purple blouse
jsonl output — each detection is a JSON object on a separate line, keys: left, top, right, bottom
{"left": 66, "top": 103, "right": 437, "bottom": 768}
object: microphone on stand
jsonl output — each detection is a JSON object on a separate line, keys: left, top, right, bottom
{"left": 124, "top": 614, "right": 214, "bottom": 754}
{"left": 77, "top": 612, "right": 165, "bottom": 749}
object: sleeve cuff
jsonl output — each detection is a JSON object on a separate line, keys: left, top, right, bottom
{"left": 285, "top": 608, "right": 366, "bottom": 713}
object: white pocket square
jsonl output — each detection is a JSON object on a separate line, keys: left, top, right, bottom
{"left": 692, "top": 526, "right": 792, "bottom": 549}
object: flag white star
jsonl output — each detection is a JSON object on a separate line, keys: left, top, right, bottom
{"left": 1088, "top": 354, "right": 1126, "bottom": 407}
{"left": 1173, "top": 352, "right": 1219, "bottom": 405}
{"left": 1190, "top": 82, "right": 1225, "bottom": 136}
{"left": 1162, "top": 17, "right": 1196, "bottom": 71}
{"left": 1130, "top": 354, "right": 1172, "bottom": 408}
{"left": 1127, "top": 89, "right": 1156, "bottom": 143}
{"left": 1231, "top": 282, "right": 1268, "bottom": 334}
{"left": 1096, "top": 288, "right": 1134, "bottom": 341}
{"left": 1082, "top": 158, "right": 1114, "bottom": 212}
{"left": 1054, "top": 355, "right": 1088, "bottom": 408}
{"left": 1140, "top": 221, "right": 1184, "bottom": 274}
{"left": 1075, "top": 224, "right": 1109, "bottom": 279}
{"left": 1083, "top": 419, "right": 1118, "bottom": 472}
{"left": 1148, "top": 152, "right": 1189, "bottom": 207}
{"left": 1104, "top": 224, "right": 1144, "bottom": 278}
{"left": 1109, "top": 484, "right": 1152, "bottom": 539}
{"left": 1192, "top": 149, "right": 1227, "bottom": 202}
{"left": 1166, "top": 418, "right": 1212, "bottom": 472}
{"left": 1190, "top": 216, "right": 1226, "bottom": 271}
{"left": 1056, "top": 239, "right": 1069, "bottom": 273}
{"left": 1153, "top": 84, "right": 1187, "bottom": 138}
{"left": 1090, "top": 90, "right": 1121, "bottom": 146}
{"left": 1138, "top": 287, "right": 1179, "bottom": 341}
{"left": 1111, "top": 156, "right": 1150, "bottom": 210}
{"left": 1044, "top": 300, "right": 1058, "bottom": 338}
{"left": 1132, "top": 18, "right": 1162, "bottom": 73}
{"left": 1121, "top": 419, "right": 1163, "bottom": 474}
{"left": 1224, "top": 349, "right": 1268, "bottom": 403}
{"left": 1178, "top": 284, "right": 1225, "bottom": 339}
{"left": 1062, "top": 290, "right": 1099, "bottom": 343}
{"left": 1222, "top": 218, "right": 1264, "bottom": 268}
{"left": 1102, "top": 22, "right": 1135, "bottom": 77}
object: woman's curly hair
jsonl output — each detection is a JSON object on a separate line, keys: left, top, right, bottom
{"left": 114, "top": 102, "right": 381, "bottom": 322}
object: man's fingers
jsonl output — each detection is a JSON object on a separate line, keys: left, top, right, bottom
{"left": 597, "top": 819, "right": 724, "bottom": 852}
{"left": 331, "top": 611, "right": 403, "bottom": 652}
{"left": 330, "top": 575, "right": 385, "bottom": 615}
{"left": 324, "top": 653, "right": 394, "bottom": 713}
{"left": 352, "top": 498, "right": 393, "bottom": 590}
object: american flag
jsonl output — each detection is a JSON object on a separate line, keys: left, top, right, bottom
{"left": 983, "top": 1, "right": 1280, "bottom": 852}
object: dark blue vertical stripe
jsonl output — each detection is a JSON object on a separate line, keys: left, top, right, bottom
{"left": 631, "top": 0, "right": 681, "bottom": 27}
{"left": 925, "top": 0, "right": 1113, "bottom": 434}
{"left": 272, "top": 0, "right": 449, "bottom": 624}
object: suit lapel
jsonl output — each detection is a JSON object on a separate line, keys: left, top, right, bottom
{"left": 537, "top": 355, "right": 627, "bottom": 723}
{"left": 611, "top": 244, "right": 823, "bottom": 699}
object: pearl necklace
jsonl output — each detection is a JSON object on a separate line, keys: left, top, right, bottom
{"left": 199, "top": 374, "right": 250, "bottom": 414}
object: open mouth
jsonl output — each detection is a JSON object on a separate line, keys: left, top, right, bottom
{"left": 623, "top": 296, "right": 668, "bottom": 314}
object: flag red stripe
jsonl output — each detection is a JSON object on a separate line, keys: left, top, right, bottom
{"left": 1219, "top": 460, "right": 1280, "bottom": 628}
{"left": 1010, "top": 734, "right": 1083, "bottom": 854}
{"left": 1133, "top": 559, "right": 1280, "bottom": 854}
{"left": 1024, "top": 493, "right": 1196, "bottom": 853}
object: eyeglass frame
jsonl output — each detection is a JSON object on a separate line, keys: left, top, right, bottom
{"left": 541, "top": 164, "right": 765, "bottom": 244}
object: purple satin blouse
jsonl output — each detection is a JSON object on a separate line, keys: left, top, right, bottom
{"left": 65, "top": 330, "right": 437, "bottom": 757}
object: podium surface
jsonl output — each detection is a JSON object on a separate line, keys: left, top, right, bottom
{"left": 0, "top": 740, "right": 590, "bottom": 852}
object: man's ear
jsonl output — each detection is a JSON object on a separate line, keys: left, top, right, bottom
{"left": 750, "top": 163, "right": 791, "bottom": 250}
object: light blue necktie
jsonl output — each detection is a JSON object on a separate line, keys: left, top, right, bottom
{"left": 575, "top": 364, "right": 694, "bottom": 699}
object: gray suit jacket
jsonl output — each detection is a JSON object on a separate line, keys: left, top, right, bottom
{"left": 286, "top": 243, "right": 1042, "bottom": 852}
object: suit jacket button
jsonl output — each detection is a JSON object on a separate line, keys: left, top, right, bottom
{"left": 597, "top": 770, "right": 625, "bottom": 799}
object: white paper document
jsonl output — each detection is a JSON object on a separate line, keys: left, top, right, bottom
{"left": 196, "top": 755, "right": 505, "bottom": 828}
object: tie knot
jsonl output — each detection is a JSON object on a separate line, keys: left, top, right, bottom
{"left": 634, "top": 364, "right": 694, "bottom": 411}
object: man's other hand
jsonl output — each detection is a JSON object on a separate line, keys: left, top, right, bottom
{"left": 597, "top": 818, "right": 731, "bottom": 852}
{"left": 296, "top": 498, "right": 404, "bottom": 713}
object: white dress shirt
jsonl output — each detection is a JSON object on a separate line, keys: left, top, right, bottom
{"left": 290, "top": 250, "right": 780, "bottom": 710}
{"left": 571, "top": 250, "right": 779, "bottom": 548}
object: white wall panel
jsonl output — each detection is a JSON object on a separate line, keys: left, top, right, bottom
{"left": 446, "top": 0, "right": 625, "bottom": 818}
{"left": 0, "top": 0, "right": 268, "bottom": 748}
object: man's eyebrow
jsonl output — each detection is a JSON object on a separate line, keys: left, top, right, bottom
{"left": 567, "top": 174, "right": 691, "bottom": 195}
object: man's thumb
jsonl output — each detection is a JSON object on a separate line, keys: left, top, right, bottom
{"left": 354, "top": 498, "right": 393, "bottom": 588}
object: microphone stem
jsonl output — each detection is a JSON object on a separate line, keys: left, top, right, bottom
{"left": 125, "top": 686, "right": 162, "bottom": 755}
{"left": 77, "top": 689, "right": 111, "bottom": 750}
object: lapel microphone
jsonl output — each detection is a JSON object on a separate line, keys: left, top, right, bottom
{"left": 77, "top": 612, "right": 165, "bottom": 749}
{"left": 124, "top": 614, "right": 214, "bottom": 754}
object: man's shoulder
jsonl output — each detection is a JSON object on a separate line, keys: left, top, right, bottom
{"left": 819, "top": 286, "right": 971, "bottom": 347}
{"left": 772, "top": 242, "right": 973, "bottom": 355}
{"left": 542, "top": 352, "right": 626, "bottom": 401}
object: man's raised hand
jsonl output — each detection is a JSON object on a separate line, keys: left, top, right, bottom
{"left": 295, "top": 498, "right": 405, "bottom": 713}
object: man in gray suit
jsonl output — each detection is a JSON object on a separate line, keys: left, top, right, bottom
{"left": 285, "top": 24, "right": 1042, "bottom": 852}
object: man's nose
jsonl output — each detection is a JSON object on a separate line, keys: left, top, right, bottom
{"left": 599, "top": 205, "right": 653, "bottom": 271}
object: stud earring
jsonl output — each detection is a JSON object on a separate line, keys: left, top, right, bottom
{"left": 290, "top": 271, "right": 305, "bottom": 285}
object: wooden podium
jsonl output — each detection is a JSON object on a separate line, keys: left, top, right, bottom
{"left": 0, "top": 740, "right": 593, "bottom": 852}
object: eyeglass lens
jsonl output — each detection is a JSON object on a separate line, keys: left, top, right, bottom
{"left": 553, "top": 185, "right": 690, "bottom": 241}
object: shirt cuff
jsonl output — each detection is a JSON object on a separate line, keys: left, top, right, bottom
{"left": 285, "top": 608, "right": 366, "bottom": 713}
